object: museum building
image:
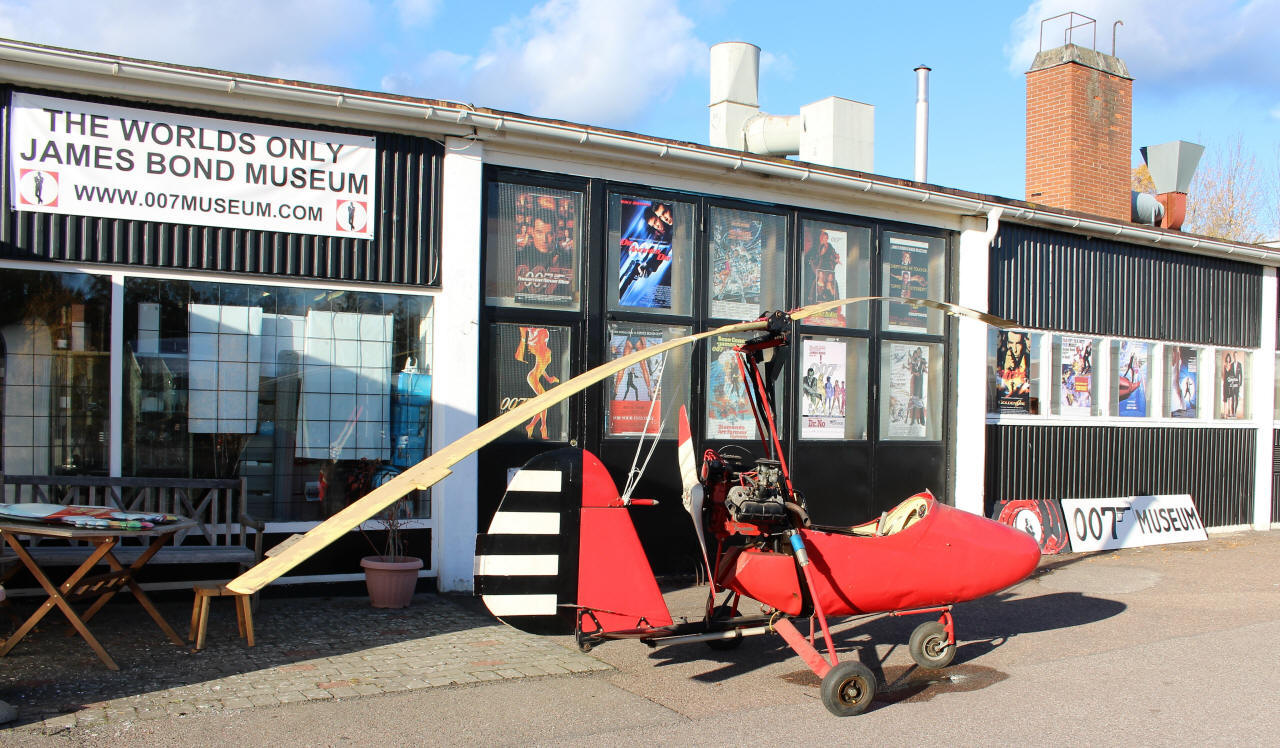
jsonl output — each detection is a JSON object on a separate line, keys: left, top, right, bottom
{"left": 0, "top": 37, "right": 1274, "bottom": 594}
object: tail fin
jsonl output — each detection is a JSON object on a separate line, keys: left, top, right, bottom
{"left": 475, "top": 448, "right": 671, "bottom": 635}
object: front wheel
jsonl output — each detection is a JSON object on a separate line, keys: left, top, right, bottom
{"left": 820, "top": 661, "right": 877, "bottom": 717}
{"left": 908, "top": 620, "right": 955, "bottom": 669}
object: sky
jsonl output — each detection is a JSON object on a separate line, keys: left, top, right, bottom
{"left": 1, "top": 0, "right": 1277, "bottom": 203}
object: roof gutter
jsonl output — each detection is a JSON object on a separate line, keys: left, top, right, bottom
{"left": 2, "top": 40, "right": 1276, "bottom": 266}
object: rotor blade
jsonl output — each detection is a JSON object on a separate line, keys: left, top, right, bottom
{"left": 677, "top": 405, "right": 713, "bottom": 592}
{"left": 676, "top": 405, "right": 699, "bottom": 495}
{"left": 788, "top": 295, "right": 1017, "bottom": 329}
{"left": 226, "top": 316, "right": 775, "bottom": 595}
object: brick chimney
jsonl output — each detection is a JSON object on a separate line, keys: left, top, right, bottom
{"left": 1025, "top": 44, "right": 1132, "bottom": 221}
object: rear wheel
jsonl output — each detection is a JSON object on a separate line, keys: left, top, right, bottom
{"left": 820, "top": 661, "right": 877, "bottom": 716}
{"left": 908, "top": 620, "right": 955, "bottom": 669}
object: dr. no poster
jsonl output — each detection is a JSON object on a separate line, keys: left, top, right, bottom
{"left": 887, "top": 343, "right": 927, "bottom": 438}
{"left": 801, "top": 339, "right": 846, "bottom": 439}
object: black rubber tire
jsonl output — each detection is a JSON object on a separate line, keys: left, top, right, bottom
{"left": 908, "top": 620, "right": 956, "bottom": 669}
{"left": 705, "top": 604, "right": 743, "bottom": 650}
{"left": 820, "top": 661, "right": 877, "bottom": 717}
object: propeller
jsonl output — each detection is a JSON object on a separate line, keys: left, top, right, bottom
{"left": 677, "top": 405, "right": 713, "bottom": 591}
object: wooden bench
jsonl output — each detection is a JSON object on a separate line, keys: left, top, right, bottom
{"left": 0, "top": 475, "right": 264, "bottom": 574}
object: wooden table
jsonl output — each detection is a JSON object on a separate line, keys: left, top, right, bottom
{"left": 0, "top": 517, "right": 197, "bottom": 670}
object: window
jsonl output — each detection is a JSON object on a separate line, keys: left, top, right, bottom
{"left": 706, "top": 207, "right": 787, "bottom": 320}
{"left": 1051, "top": 335, "right": 1098, "bottom": 416}
{"left": 0, "top": 269, "right": 111, "bottom": 478}
{"left": 1164, "top": 345, "right": 1203, "bottom": 418}
{"left": 1214, "top": 350, "right": 1249, "bottom": 420}
{"left": 490, "top": 323, "right": 571, "bottom": 443}
{"left": 485, "top": 183, "right": 584, "bottom": 310}
{"left": 608, "top": 195, "right": 695, "bottom": 315}
{"left": 123, "top": 278, "right": 433, "bottom": 521}
{"left": 880, "top": 341, "right": 943, "bottom": 440}
{"left": 603, "top": 322, "right": 692, "bottom": 438}
{"left": 799, "top": 336, "right": 868, "bottom": 440}
{"left": 880, "top": 232, "right": 946, "bottom": 335}
{"left": 799, "top": 221, "right": 871, "bottom": 328}
{"left": 1112, "top": 340, "right": 1153, "bottom": 418}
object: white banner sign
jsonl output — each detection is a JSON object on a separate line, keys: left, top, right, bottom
{"left": 9, "top": 92, "right": 376, "bottom": 239}
{"left": 1061, "top": 495, "right": 1207, "bottom": 552}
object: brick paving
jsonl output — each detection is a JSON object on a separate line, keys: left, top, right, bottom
{"left": 0, "top": 591, "right": 609, "bottom": 736}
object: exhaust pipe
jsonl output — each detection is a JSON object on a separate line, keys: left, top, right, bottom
{"left": 914, "top": 65, "right": 930, "bottom": 183}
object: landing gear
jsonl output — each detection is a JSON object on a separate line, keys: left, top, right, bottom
{"left": 908, "top": 620, "right": 956, "bottom": 669}
{"left": 706, "top": 603, "right": 743, "bottom": 651}
{"left": 820, "top": 661, "right": 877, "bottom": 717}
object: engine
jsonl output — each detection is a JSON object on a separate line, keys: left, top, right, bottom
{"left": 702, "top": 450, "right": 798, "bottom": 535}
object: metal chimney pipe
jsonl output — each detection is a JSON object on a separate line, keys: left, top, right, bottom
{"left": 914, "top": 65, "right": 930, "bottom": 182}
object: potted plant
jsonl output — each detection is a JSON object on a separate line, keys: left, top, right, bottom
{"left": 355, "top": 465, "right": 423, "bottom": 608}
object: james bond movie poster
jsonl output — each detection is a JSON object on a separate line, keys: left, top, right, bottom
{"left": 1169, "top": 346, "right": 1198, "bottom": 418}
{"left": 706, "top": 335, "right": 755, "bottom": 439}
{"left": 511, "top": 190, "right": 577, "bottom": 306}
{"left": 607, "top": 330, "right": 665, "bottom": 435}
{"left": 1117, "top": 341, "right": 1149, "bottom": 417}
{"left": 885, "top": 236, "right": 929, "bottom": 331}
{"left": 800, "top": 339, "right": 846, "bottom": 439}
{"left": 994, "top": 330, "right": 1032, "bottom": 413}
{"left": 494, "top": 324, "right": 569, "bottom": 441}
{"left": 617, "top": 197, "right": 674, "bottom": 309}
{"left": 1059, "top": 336, "right": 1093, "bottom": 414}
{"left": 1219, "top": 351, "right": 1246, "bottom": 419}
{"left": 709, "top": 213, "right": 763, "bottom": 320}
{"left": 801, "top": 226, "right": 847, "bottom": 327}
{"left": 887, "top": 343, "right": 928, "bottom": 439}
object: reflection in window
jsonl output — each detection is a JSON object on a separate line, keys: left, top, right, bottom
{"left": 0, "top": 269, "right": 111, "bottom": 478}
{"left": 123, "top": 279, "right": 433, "bottom": 522}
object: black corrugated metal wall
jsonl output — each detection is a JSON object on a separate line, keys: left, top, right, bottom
{"left": 986, "top": 224, "right": 1263, "bottom": 526}
{"left": 988, "top": 425, "right": 1254, "bottom": 527}
{"left": 1, "top": 88, "right": 441, "bottom": 286}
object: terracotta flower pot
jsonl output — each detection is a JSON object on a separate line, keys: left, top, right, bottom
{"left": 360, "top": 556, "right": 423, "bottom": 608}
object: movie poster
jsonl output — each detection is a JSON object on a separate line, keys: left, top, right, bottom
{"left": 511, "top": 190, "right": 577, "bottom": 306}
{"left": 493, "top": 324, "right": 569, "bottom": 441}
{"left": 1116, "top": 341, "right": 1149, "bottom": 418}
{"left": 887, "top": 343, "right": 928, "bottom": 439}
{"left": 706, "top": 334, "right": 755, "bottom": 439}
{"left": 885, "top": 236, "right": 930, "bottom": 331}
{"left": 606, "top": 330, "right": 665, "bottom": 435}
{"left": 1168, "top": 346, "right": 1199, "bottom": 418}
{"left": 1218, "top": 350, "right": 1246, "bottom": 420}
{"left": 709, "top": 212, "right": 763, "bottom": 320}
{"left": 994, "top": 330, "right": 1033, "bottom": 413}
{"left": 800, "top": 339, "right": 847, "bottom": 439}
{"left": 1059, "top": 336, "right": 1093, "bottom": 414}
{"left": 617, "top": 197, "right": 675, "bottom": 309}
{"left": 801, "top": 226, "right": 847, "bottom": 327}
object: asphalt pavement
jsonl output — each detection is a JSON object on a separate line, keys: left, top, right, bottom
{"left": 2, "top": 529, "right": 1278, "bottom": 745}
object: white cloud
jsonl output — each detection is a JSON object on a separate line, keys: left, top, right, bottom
{"left": 387, "top": 0, "right": 707, "bottom": 127}
{"left": 393, "top": 0, "right": 440, "bottom": 27}
{"left": 0, "top": 0, "right": 376, "bottom": 85}
{"left": 1007, "top": 0, "right": 1280, "bottom": 93}
{"left": 760, "top": 50, "right": 795, "bottom": 81}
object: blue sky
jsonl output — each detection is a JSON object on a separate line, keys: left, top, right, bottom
{"left": 2, "top": 0, "right": 1277, "bottom": 203}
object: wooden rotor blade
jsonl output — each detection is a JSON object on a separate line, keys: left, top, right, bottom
{"left": 787, "top": 295, "right": 1017, "bottom": 330}
{"left": 226, "top": 316, "right": 774, "bottom": 594}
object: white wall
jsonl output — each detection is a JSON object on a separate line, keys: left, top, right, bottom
{"left": 432, "top": 137, "right": 484, "bottom": 591}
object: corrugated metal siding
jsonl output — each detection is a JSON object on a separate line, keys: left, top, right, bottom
{"left": 1273, "top": 430, "right": 1280, "bottom": 524}
{"left": 0, "top": 88, "right": 440, "bottom": 287}
{"left": 991, "top": 224, "right": 1260, "bottom": 347}
{"left": 986, "top": 424, "right": 1254, "bottom": 528}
